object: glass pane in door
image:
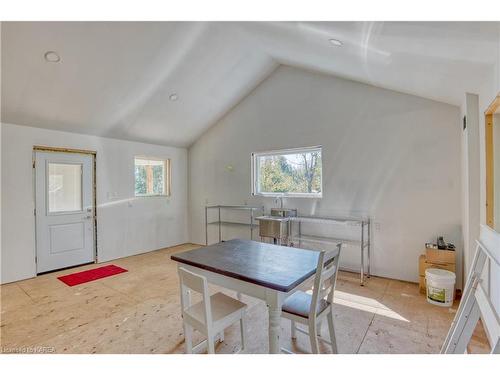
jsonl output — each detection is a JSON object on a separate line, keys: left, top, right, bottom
{"left": 48, "top": 163, "right": 83, "bottom": 213}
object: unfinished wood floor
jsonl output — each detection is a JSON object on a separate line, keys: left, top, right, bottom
{"left": 0, "top": 244, "right": 490, "bottom": 354}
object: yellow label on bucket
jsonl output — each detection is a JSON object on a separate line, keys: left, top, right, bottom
{"left": 428, "top": 286, "right": 446, "bottom": 303}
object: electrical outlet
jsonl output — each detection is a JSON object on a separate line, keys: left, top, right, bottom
{"left": 107, "top": 191, "right": 119, "bottom": 200}
{"left": 374, "top": 222, "right": 381, "bottom": 231}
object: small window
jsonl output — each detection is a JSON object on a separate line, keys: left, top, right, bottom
{"left": 48, "top": 163, "right": 83, "bottom": 212}
{"left": 252, "top": 146, "right": 322, "bottom": 197}
{"left": 134, "top": 157, "right": 170, "bottom": 197}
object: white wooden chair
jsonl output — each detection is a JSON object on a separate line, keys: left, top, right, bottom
{"left": 281, "top": 243, "right": 342, "bottom": 354}
{"left": 178, "top": 267, "right": 247, "bottom": 354}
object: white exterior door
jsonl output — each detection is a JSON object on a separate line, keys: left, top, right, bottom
{"left": 35, "top": 151, "right": 95, "bottom": 273}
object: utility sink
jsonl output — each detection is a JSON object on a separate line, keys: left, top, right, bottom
{"left": 255, "top": 208, "right": 297, "bottom": 243}
{"left": 255, "top": 215, "right": 290, "bottom": 222}
{"left": 270, "top": 208, "right": 297, "bottom": 218}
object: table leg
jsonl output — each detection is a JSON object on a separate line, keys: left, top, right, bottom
{"left": 266, "top": 291, "right": 283, "bottom": 354}
{"left": 268, "top": 307, "right": 281, "bottom": 354}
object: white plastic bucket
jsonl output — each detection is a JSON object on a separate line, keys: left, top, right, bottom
{"left": 425, "top": 268, "right": 455, "bottom": 307}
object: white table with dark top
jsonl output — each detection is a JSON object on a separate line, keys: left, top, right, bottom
{"left": 171, "top": 239, "right": 320, "bottom": 354}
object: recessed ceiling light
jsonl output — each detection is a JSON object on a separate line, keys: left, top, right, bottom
{"left": 44, "top": 51, "right": 61, "bottom": 63}
{"left": 169, "top": 93, "right": 178, "bottom": 101}
{"left": 328, "top": 39, "right": 343, "bottom": 47}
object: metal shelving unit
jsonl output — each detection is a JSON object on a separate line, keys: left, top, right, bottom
{"left": 288, "top": 215, "right": 371, "bottom": 285}
{"left": 205, "top": 205, "right": 264, "bottom": 245}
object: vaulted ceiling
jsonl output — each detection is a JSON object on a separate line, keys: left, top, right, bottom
{"left": 1, "top": 22, "right": 499, "bottom": 147}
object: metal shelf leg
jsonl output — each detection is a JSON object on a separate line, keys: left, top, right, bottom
{"left": 367, "top": 219, "right": 371, "bottom": 278}
{"left": 205, "top": 206, "right": 208, "bottom": 246}
{"left": 218, "top": 207, "right": 221, "bottom": 242}
{"left": 360, "top": 221, "right": 365, "bottom": 286}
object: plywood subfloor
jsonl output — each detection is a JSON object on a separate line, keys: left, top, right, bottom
{"left": 0, "top": 244, "right": 490, "bottom": 354}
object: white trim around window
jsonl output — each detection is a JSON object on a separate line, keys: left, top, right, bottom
{"left": 134, "top": 156, "right": 171, "bottom": 197}
{"left": 251, "top": 145, "right": 323, "bottom": 198}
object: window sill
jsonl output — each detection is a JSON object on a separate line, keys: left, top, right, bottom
{"left": 253, "top": 193, "right": 322, "bottom": 199}
{"left": 135, "top": 194, "right": 170, "bottom": 198}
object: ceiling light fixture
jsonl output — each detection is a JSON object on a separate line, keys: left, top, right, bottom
{"left": 328, "top": 39, "right": 343, "bottom": 47}
{"left": 169, "top": 93, "right": 178, "bottom": 101}
{"left": 44, "top": 51, "right": 61, "bottom": 63}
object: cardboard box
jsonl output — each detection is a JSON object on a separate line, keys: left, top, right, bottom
{"left": 419, "top": 276, "right": 426, "bottom": 294}
{"left": 419, "top": 257, "right": 455, "bottom": 276}
{"left": 418, "top": 254, "right": 426, "bottom": 275}
{"left": 425, "top": 248, "right": 456, "bottom": 265}
{"left": 419, "top": 254, "right": 455, "bottom": 275}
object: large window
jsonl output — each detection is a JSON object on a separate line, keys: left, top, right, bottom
{"left": 134, "top": 157, "right": 171, "bottom": 197}
{"left": 252, "top": 146, "right": 322, "bottom": 197}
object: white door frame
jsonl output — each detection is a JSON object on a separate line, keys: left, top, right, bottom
{"left": 33, "top": 146, "right": 97, "bottom": 273}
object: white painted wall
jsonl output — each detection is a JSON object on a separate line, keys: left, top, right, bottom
{"left": 189, "top": 65, "right": 462, "bottom": 283}
{"left": 475, "top": 33, "right": 500, "bottom": 342}
{"left": 462, "top": 94, "right": 481, "bottom": 280}
{"left": 1, "top": 123, "right": 188, "bottom": 284}
{"left": 0, "top": 120, "right": 2, "bottom": 284}
{"left": 476, "top": 78, "right": 500, "bottom": 321}
{"left": 497, "top": 31, "right": 500, "bottom": 93}
{"left": 494, "top": 114, "right": 500, "bottom": 233}
{"left": 461, "top": 31, "right": 500, "bottom": 329}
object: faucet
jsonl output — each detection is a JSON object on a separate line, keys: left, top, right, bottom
{"left": 275, "top": 195, "right": 285, "bottom": 208}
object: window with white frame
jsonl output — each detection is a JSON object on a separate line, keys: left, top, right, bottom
{"left": 252, "top": 146, "right": 322, "bottom": 197}
{"left": 134, "top": 157, "right": 170, "bottom": 196}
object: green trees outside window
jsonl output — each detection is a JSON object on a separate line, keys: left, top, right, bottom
{"left": 134, "top": 158, "right": 170, "bottom": 196}
{"left": 255, "top": 148, "right": 322, "bottom": 196}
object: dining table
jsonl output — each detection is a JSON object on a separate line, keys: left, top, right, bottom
{"left": 170, "top": 238, "right": 321, "bottom": 354}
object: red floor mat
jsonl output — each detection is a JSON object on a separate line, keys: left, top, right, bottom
{"left": 57, "top": 265, "right": 128, "bottom": 286}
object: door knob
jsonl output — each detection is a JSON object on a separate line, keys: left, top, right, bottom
{"left": 85, "top": 215, "right": 92, "bottom": 220}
